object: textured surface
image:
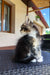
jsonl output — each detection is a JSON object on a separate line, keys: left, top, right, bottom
{"left": 0, "top": 50, "right": 50, "bottom": 75}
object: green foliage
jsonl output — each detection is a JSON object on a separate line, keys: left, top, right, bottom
{"left": 45, "top": 38, "right": 50, "bottom": 40}
{"left": 36, "top": 15, "right": 40, "bottom": 19}
{"left": 46, "top": 30, "right": 50, "bottom": 34}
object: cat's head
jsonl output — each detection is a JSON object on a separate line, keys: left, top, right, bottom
{"left": 20, "top": 24, "right": 31, "bottom": 35}
{"left": 20, "top": 22, "right": 40, "bottom": 37}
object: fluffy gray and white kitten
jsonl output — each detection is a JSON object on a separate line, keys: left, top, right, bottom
{"left": 20, "top": 22, "right": 43, "bottom": 62}
{"left": 13, "top": 22, "right": 43, "bottom": 63}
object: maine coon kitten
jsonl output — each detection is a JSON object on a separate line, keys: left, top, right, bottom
{"left": 13, "top": 22, "right": 43, "bottom": 63}
{"left": 20, "top": 23, "right": 43, "bottom": 62}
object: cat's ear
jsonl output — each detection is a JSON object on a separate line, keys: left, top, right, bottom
{"left": 25, "top": 16, "right": 30, "bottom": 25}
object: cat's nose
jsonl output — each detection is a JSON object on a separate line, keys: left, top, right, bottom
{"left": 20, "top": 29, "right": 22, "bottom": 32}
{"left": 20, "top": 29, "right": 21, "bottom": 31}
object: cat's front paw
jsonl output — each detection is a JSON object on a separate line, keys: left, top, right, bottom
{"left": 31, "top": 59, "right": 36, "bottom": 62}
{"left": 37, "top": 56, "right": 43, "bottom": 62}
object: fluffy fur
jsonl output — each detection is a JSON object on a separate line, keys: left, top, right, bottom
{"left": 13, "top": 35, "right": 36, "bottom": 63}
{"left": 13, "top": 22, "right": 43, "bottom": 63}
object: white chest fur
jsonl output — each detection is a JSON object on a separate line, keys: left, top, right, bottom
{"left": 29, "top": 30, "right": 41, "bottom": 48}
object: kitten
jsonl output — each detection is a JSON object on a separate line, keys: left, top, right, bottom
{"left": 13, "top": 22, "right": 43, "bottom": 63}
{"left": 20, "top": 23, "right": 43, "bottom": 62}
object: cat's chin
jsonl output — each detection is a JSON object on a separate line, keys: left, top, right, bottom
{"left": 31, "top": 59, "right": 37, "bottom": 62}
{"left": 21, "top": 33, "right": 27, "bottom": 36}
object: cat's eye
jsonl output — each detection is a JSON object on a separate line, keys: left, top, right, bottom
{"left": 20, "top": 27, "right": 24, "bottom": 31}
{"left": 24, "top": 28, "right": 28, "bottom": 31}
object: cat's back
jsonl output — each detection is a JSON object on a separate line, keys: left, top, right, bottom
{"left": 17, "top": 35, "right": 29, "bottom": 45}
